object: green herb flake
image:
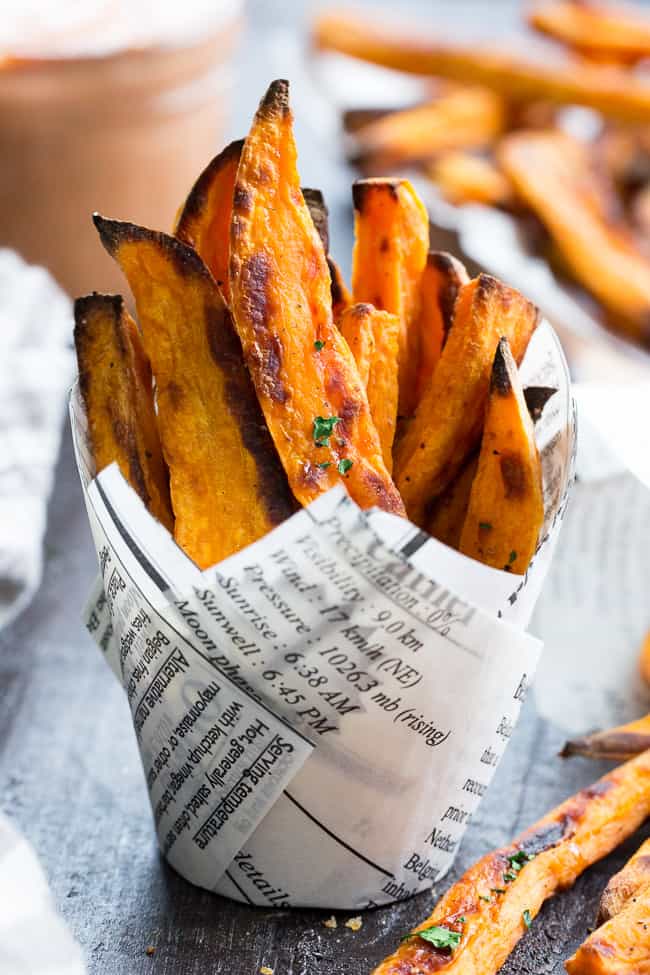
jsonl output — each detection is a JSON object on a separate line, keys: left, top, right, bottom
{"left": 503, "top": 872, "right": 517, "bottom": 883}
{"left": 479, "top": 895, "right": 491, "bottom": 903}
{"left": 313, "top": 415, "right": 340, "bottom": 447}
{"left": 337, "top": 459, "right": 353, "bottom": 475}
{"left": 508, "top": 550, "right": 517, "bottom": 564}
{"left": 491, "top": 888, "right": 506, "bottom": 895}
{"left": 478, "top": 521, "right": 493, "bottom": 531}
{"left": 457, "top": 917, "right": 466, "bottom": 925}
{"left": 416, "top": 926, "right": 462, "bottom": 951}
{"left": 507, "top": 851, "right": 535, "bottom": 872}
{"left": 522, "top": 909, "right": 532, "bottom": 929}
{"left": 317, "top": 462, "right": 331, "bottom": 470}
{"left": 314, "top": 340, "right": 325, "bottom": 351}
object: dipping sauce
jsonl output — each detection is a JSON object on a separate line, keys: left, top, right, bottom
{"left": 0, "top": 0, "right": 242, "bottom": 295}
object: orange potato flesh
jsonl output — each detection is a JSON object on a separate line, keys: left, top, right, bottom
{"left": 372, "top": 748, "right": 650, "bottom": 975}
{"left": 415, "top": 250, "right": 469, "bottom": 406}
{"left": 598, "top": 836, "right": 650, "bottom": 924}
{"left": 459, "top": 337, "right": 543, "bottom": 574}
{"left": 395, "top": 274, "right": 539, "bottom": 526}
{"left": 229, "top": 80, "right": 405, "bottom": 516}
{"left": 349, "top": 88, "right": 505, "bottom": 171}
{"left": 174, "top": 139, "right": 242, "bottom": 303}
{"left": 529, "top": 0, "right": 650, "bottom": 65}
{"left": 425, "top": 454, "right": 478, "bottom": 550}
{"left": 94, "top": 215, "right": 295, "bottom": 569}
{"left": 429, "top": 152, "right": 513, "bottom": 208}
{"left": 74, "top": 293, "right": 173, "bottom": 531}
{"left": 313, "top": 10, "right": 650, "bottom": 123}
{"left": 499, "top": 130, "right": 650, "bottom": 344}
{"left": 562, "top": 713, "right": 650, "bottom": 761}
{"left": 339, "top": 302, "right": 401, "bottom": 472}
{"left": 351, "top": 177, "right": 429, "bottom": 417}
{"left": 566, "top": 882, "right": 650, "bottom": 974}
{"left": 302, "top": 186, "right": 352, "bottom": 321}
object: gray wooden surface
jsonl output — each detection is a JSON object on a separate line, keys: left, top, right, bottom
{"left": 2, "top": 1, "right": 649, "bottom": 973}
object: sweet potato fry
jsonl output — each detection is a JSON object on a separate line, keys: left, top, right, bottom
{"left": 566, "top": 881, "right": 650, "bottom": 974}
{"left": 429, "top": 152, "right": 513, "bottom": 208}
{"left": 302, "top": 187, "right": 351, "bottom": 320}
{"left": 339, "top": 302, "right": 401, "bottom": 471}
{"left": 93, "top": 215, "right": 295, "bottom": 569}
{"left": 229, "top": 80, "right": 405, "bottom": 516}
{"left": 349, "top": 88, "right": 505, "bottom": 171}
{"left": 395, "top": 274, "right": 539, "bottom": 526}
{"left": 74, "top": 293, "right": 173, "bottom": 531}
{"left": 561, "top": 714, "right": 650, "bottom": 761}
{"left": 598, "top": 836, "right": 650, "bottom": 924}
{"left": 351, "top": 177, "right": 429, "bottom": 416}
{"left": 313, "top": 10, "right": 650, "bottom": 122}
{"left": 459, "top": 338, "right": 543, "bottom": 574}
{"left": 425, "top": 454, "right": 478, "bottom": 550}
{"left": 371, "top": 748, "right": 650, "bottom": 975}
{"left": 415, "top": 250, "right": 469, "bottom": 405}
{"left": 499, "top": 130, "right": 650, "bottom": 344}
{"left": 529, "top": 0, "right": 650, "bottom": 65}
{"left": 174, "top": 139, "right": 242, "bottom": 302}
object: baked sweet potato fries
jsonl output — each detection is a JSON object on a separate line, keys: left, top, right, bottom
{"left": 316, "top": 3, "right": 650, "bottom": 350}
{"left": 74, "top": 79, "right": 547, "bottom": 574}
{"left": 372, "top": 749, "right": 650, "bottom": 975}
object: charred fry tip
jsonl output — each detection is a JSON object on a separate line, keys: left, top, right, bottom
{"left": 491, "top": 336, "right": 514, "bottom": 396}
{"left": 524, "top": 385, "right": 557, "bottom": 422}
{"left": 302, "top": 187, "right": 326, "bottom": 208}
{"left": 258, "top": 78, "right": 290, "bottom": 119}
{"left": 176, "top": 138, "right": 244, "bottom": 231}
{"left": 74, "top": 291, "right": 124, "bottom": 323}
{"left": 302, "top": 187, "right": 330, "bottom": 253}
{"left": 427, "top": 250, "right": 460, "bottom": 273}
{"left": 93, "top": 214, "right": 214, "bottom": 284}
{"left": 352, "top": 177, "right": 402, "bottom": 211}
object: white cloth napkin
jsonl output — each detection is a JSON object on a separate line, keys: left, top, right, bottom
{"left": 0, "top": 249, "right": 74, "bottom": 629}
{"left": 0, "top": 813, "right": 85, "bottom": 975}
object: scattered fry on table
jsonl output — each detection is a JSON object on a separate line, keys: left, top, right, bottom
{"left": 313, "top": 9, "right": 650, "bottom": 122}
{"left": 499, "top": 130, "right": 650, "bottom": 345}
{"left": 351, "top": 176, "right": 429, "bottom": 417}
{"left": 561, "top": 713, "right": 650, "bottom": 761}
{"left": 74, "top": 292, "right": 173, "bottom": 531}
{"left": 372, "top": 748, "right": 650, "bottom": 975}
{"left": 428, "top": 151, "right": 513, "bottom": 208}
{"left": 639, "top": 629, "right": 650, "bottom": 688}
{"left": 598, "top": 835, "right": 650, "bottom": 924}
{"left": 348, "top": 87, "right": 505, "bottom": 171}
{"left": 565, "top": 879, "right": 650, "bottom": 974}
{"left": 529, "top": 0, "right": 650, "bottom": 65}
{"left": 94, "top": 216, "right": 295, "bottom": 569}
{"left": 459, "top": 337, "right": 544, "bottom": 574}
{"left": 229, "top": 80, "right": 405, "bottom": 516}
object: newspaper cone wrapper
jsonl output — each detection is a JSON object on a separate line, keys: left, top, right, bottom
{"left": 69, "top": 320, "right": 575, "bottom": 909}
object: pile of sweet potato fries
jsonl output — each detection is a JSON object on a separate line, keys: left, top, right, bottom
{"left": 314, "top": 0, "right": 650, "bottom": 347}
{"left": 74, "top": 80, "right": 550, "bottom": 576}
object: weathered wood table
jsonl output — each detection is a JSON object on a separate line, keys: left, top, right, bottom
{"left": 2, "top": 2, "right": 649, "bottom": 972}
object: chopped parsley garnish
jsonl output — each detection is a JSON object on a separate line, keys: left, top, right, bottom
{"left": 491, "top": 887, "right": 506, "bottom": 895}
{"left": 478, "top": 522, "right": 493, "bottom": 531}
{"left": 507, "top": 851, "right": 535, "bottom": 872}
{"left": 522, "top": 909, "right": 532, "bottom": 928}
{"left": 314, "top": 340, "right": 325, "bottom": 351}
{"left": 479, "top": 895, "right": 491, "bottom": 903}
{"left": 337, "top": 458, "right": 353, "bottom": 475}
{"left": 313, "top": 415, "right": 340, "bottom": 447}
{"left": 417, "top": 926, "right": 462, "bottom": 951}
{"left": 457, "top": 917, "right": 466, "bottom": 925}
{"left": 503, "top": 872, "right": 517, "bottom": 883}
{"left": 317, "top": 462, "right": 331, "bottom": 470}
{"left": 508, "top": 550, "right": 517, "bottom": 564}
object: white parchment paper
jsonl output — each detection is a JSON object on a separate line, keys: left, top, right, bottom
{"left": 70, "top": 321, "right": 575, "bottom": 909}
